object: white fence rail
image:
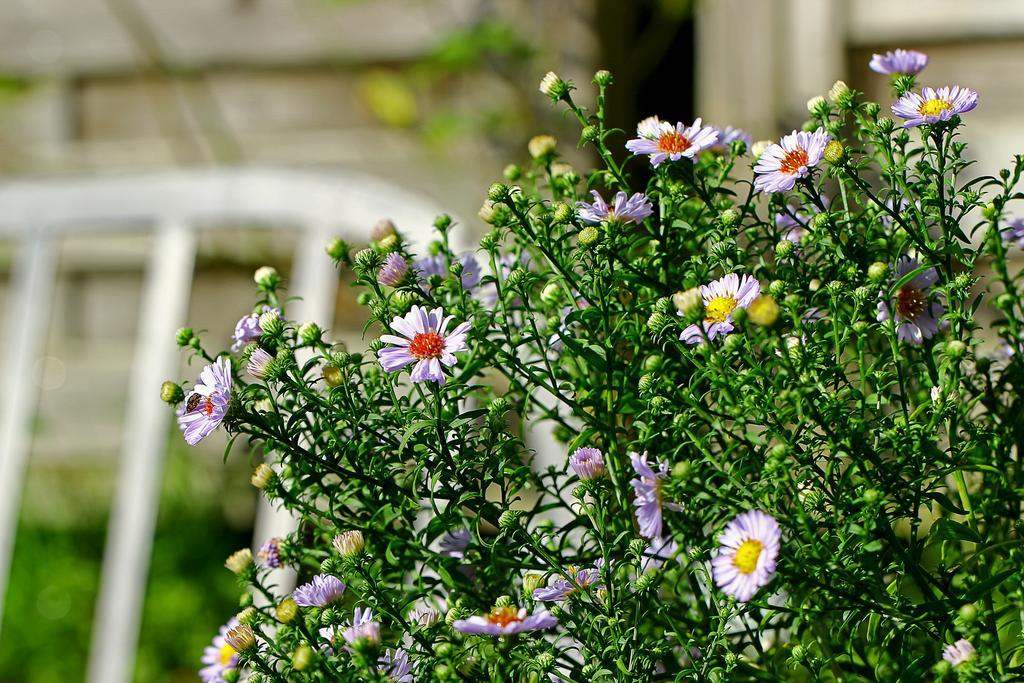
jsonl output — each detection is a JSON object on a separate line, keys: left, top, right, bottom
{"left": 0, "top": 167, "right": 449, "bottom": 683}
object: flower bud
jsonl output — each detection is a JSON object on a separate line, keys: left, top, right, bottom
{"left": 253, "top": 267, "right": 280, "bottom": 293}
{"left": 823, "top": 140, "right": 845, "bottom": 163}
{"left": 578, "top": 226, "right": 600, "bottom": 247}
{"left": 325, "top": 238, "right": 349, "bottom": 262}
{"left": 747, "top": 295, "right": 779, "bottom": 327}
{"left": 298, "top": 322, "right": 321, "bottom": 345}
{"left": 488, "top": 397, "right": 511, "bottom": 419}
{"left": 498, "top": 509, "right": 523, "bottom": 530}
{"left": 828, "top": 80, "right": 849, "bottom": 103}
{"left": 552, "top": 202, "right": 573, "bottom": 224}
{"left": 806, "top": 95, "right": 827, "bottom": 115}
{"left": 775, "top": 240, "right": 795, "bottom": 258}
{"left": 540, "top": 282, "right": 561, "bottom": 306}
{"left": 647, "top": 311, "right": 671, "bottom": 334}
{"left": 225, "top": 548, "right": 254, "bottom": 576}
{"left": 638, "top": 374, "right": 655, "bottom": 393}
{"left": 292, "top": 644, "right": 314, "bottom": 671}
{"left": 751, "top": 140, "right": 773, "bottom": 158}
{"left": 259, "top": 310, "right": 283, "bottom": 337}
{"left": 868, "top": 261, "right": 889, "bottom": 282}
{"left": 487, "top": 183, "right": 509, "bottom": 202}
{"left": 539, "top": 71, "right": 569, "bottom": 100}
{"left": 353, "top": 248, "right": 383, "bottom": 275}
{"left": 863, "top": 102, "right": 881, "bottom": 118}
{"left": 944, "top": 340, "right": 967, "bottom": 361}
{"left": 370, "top": 219, "right": 397, "bottom": 242}
{"left": 673, "top": 288, "right": 702, "bottom": 315}
{"left": 333, "top": 530, "right": 365, "bottom": 559}
{"left": 322, "top": 364, "right": 344, "bottom": 387}
{"left": 719, "top": 208, "right": 740, "bottom": 228}
{"left": 276, "top": 598, "right": 298, "bottom": 624}
{"left": 523, "top": 572, "right": 545, "bottom": 596}
{"left": 160, "top": 381, "right": 184, "bottom": 405}
{"left": 478, "top": 200, "right": 497, "bottom": 224}
{"left": 593, "top": 70, "right": 613, "bottom": 87}
{"left": 251, "top": 464, "right": 275, "bottom": 490}
{"left": 528, "top": 135, "right": 557, "bottom": 159}
{"left": 580, "top": 125, "right": 600, "bottom": 143}
{"left": 225, "top": 624, "right": 256, "bottom": 652}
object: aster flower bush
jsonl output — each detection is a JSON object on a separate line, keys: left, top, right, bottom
{"left": 168, "top": 56, "right": 1024, "bottom": 682}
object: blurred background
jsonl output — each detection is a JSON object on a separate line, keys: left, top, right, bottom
{"left": 0, "top": 0, "right": 1022, "bottom": 681}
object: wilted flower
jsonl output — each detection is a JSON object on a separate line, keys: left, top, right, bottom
{"left": 333, "top": 530, "right": 365, "bottom": 559}
{"left": 379, "top": 648, "right": 413, "bottom": 682}
{"left": 453, "top": 606, "right": 557, "bottom": 635}
{"left": 292, "top": 574, "right": 346, "bottom": 607}
{"left": 258, "top": 537, "right": 282, "bottom": 569}
{"left": 679, "top": 273, "right": 760, "bottom": 345}
{"left": 876, "top": 256, "right": 946, "bottom": 344}
{"left": 869, "top": 48, "right": 928, "bottom": 75}
{"left": 576, "top": 190, "right": 653, "bottom": 225}
{"left": 377, "top": 306, "right": 470, "bottom": 384}
{"left": 231, "top": 306, "right": 279, "bottom": 352}
{"left": 630, "top": 452, "right": 681, "bottom": 539}
{"left": 942, "top": 639, "right": 975, "bottom": 667}
{"left": 200, "top": 618, "right": 240, "bottom": 683}
{"left": 177, "top": 357, "right": 232, "bottom": 446}
{"left": 378, "top": 252, "right": 409, "bottom": 287}
{"left": 532, "top": 561, "right": 604, "bottom": 601}
{"left": 892, "top": 86, "right": 978, "bottom": 128}
{"left": 569, "top": 447, "right": 606, "bottom": 480}
{"left": 711, "top": 510, "right": 781, "bottom": 602}
{"left": 753, "top": 128, "right": 831, "bottom": 194}
{"left": 625, "top": 115, "right": 719, "bottom": 166}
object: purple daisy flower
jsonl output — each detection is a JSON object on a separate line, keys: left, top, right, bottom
{"left": 710, "top": 125, "right": 752, "bottom": 153}
{"left": 625, "top": 115, "right": 719, "bottom": 167}
{"left": 679, "top": 273, "right": 760, "bottom": 345}
{"left": 246, "top": 347, "right": 273, "bottom": 379}
{"left": 338, "top": 607, "right": 381, "bottom": 652}
{"left": 569, "top": 447, "right": 605, "bottom": 480}
{"left": 257, "top": 537, "right": 282, "bottom": 569}
{"left": 711, "top": 510, "right": 781, "bottom": 602}
{"left": 892, "top": 86, "right": 978, "bottom": 128}
{"left": 292, "top": 574, "right": 346, "bottom": 607}
{"left": 379, "top": 648, "right": 413, "bottom": 682}
{"left": 532, "top": 561, "right": 604, "bottom": 602}
{"left": 942, "top": 639, "right": 975, "bottom": 667}
{"left": 629, "top": 452, "right": 681, "bottom": 539}
{"left": 869, "top": 49, "right": 928, "bottom": 75}
{"left": 576, "top": 190, "right": 653, "bottom": 225}
{"left": 452, "top": 606, "right": 557, "bottom": 636}
{"left": 1003, "top": 217, "right": 1024, "bottom": 249}
{"left": 439, "top": 528, "right": 471, "bottom": 558}
{"left": 876, "top": 256, "right": 946, "bottom": 344}
{"left": 378, "top": 252, "right": 409, "bottom": 287}
{"left": 414, "top": 252, "right": 481, "bottom": 291}
{"left": 231, "top": 306, "right": 279, "bottom": 352}
{"left": 377, "top": 306, "right": 470, "bottom": 385}
{"left": 177, "top": 356, "right": 232, "bottom": 446}
{"left": 200, "top": 618, "right": 240, "bottom": 683}
{"left": 753, "top": 128, "right": 831, "bottom": 194}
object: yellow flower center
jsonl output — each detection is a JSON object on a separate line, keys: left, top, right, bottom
{"left": 219, "top": 643, "right": 237, "bottom": 666}
{"left": 919, "top": 98, "right": 952, "bottom": 117}
{"left": 733, "top": 539, "right": 764, "bottom": 575}
{"left": 704, "top": 296, "right": 737, "bottom": 324}
{"left": 486, "top": 606, "right": 522, "bottom": 627}
{"left": 658, "top": 131, "right": 691, "bottom": 154}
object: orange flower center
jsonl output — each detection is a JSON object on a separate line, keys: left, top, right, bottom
{"left": 919, "top": 98, "right": 952, "bottom": 117}
{"left": 779, "top": 149, "right": 809, "bottom": 175}
{"left": 486, "top": 606, "right": 522, "bottom": 627}
{"left": 733, "top": 539, "right": 764, "bottom": 575}
{"left": 408, "top": 331, "right": 444, "bottom": 360}
{"left": 897, "top": 286, "right": 927, "bottom": 319}
{"left": 658, "top": 131, "right": 691, "bottom": 155}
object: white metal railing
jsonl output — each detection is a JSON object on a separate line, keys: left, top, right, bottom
{"left": 0, "top": 167, "right": 450, "bottom": 683}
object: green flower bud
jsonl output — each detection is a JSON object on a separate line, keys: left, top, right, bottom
{"left": 433, "top": 214, "right": 453, "bottom": 232}
{"left": 487, "top": 183, "right": 509, "bottom": 202}
{"left": 292, "top": 644, "right": 314, "bottom": 671}
{"left": 647, "top": 311, "right": 671, "bottom": 334}
{"left": 719, "top": 208, "right": 740, "bottom": 228}
{"left": 552, "top": 202, "right": 573, "bottom": 224}
{"left": 160, "top": 381, "right": 184, "bottom": 405}
{"left": 353, "top": 248, "right": 383, "bottom": 275}
{"left": 823, "top": 140, "right": 845, "bottom": 163}
{"left": 945, "top": 340, "right": 967, "bottom": 361}
{"left": 251, "top": 464, "right": 276, "bottom": 491}
{"left": 325, "top": 238, "right": 349, "bottom": 262}
{"left": 236, "top": 606, "right": 258, "bottom": 626}
{"left": 259, "top": 310, "right": 283, "bottom": 337}
{"left": 225, "top": 548, "right": 254, "bottom": 576}
{"left": 767, "top": 280, "right": 785, "bottom": 298}
{"left": 498, "top": 509, "right": 523, "bottom": 530}
{"left": 494, "top": 595, "right": 513, "bottom": 608}
{"left": 503, "top": 164, "right": 521, "bottom": 181}
{"left": 297, "top": 321, "right": 321, "bottom": 345}
{"left": 578, "top": 226, "right": 600, "bottom": 247}
{"left": 633, "top": 571, "right": 658, "bottom": 592}
{"left": 528, "top": 135, "right": 557, "bottom": 159}
{"left": 638, "top": 374, "right": 655, "bottom": 393}
{"left": 958, "top": 603, "right": 978, "bottom": 623}
{"left": 538, "top": 71, "right": 570, "bottom": 101}
{"left": 580, "top": 125, "right": 600, "bottom": 143}
{"left": 868, "top": 261, "right": 889, "bottom": 282}
{"left": 175, "top": 327, "right": 195, "bottom": 347}
{"left": 862, "top": 102, "right": 881, "bottom": 118}
{"left": 593, "top": 70, "right": 613, "bottom": 87}
{"left": 643, "top": 355, "right": 663, "bottom": 372}
{"left": 377, "top": 233, "right": 398, "bottom": 251}
{"left": 775, "top": 240, "right": 795, "bottom": 258}
{"left": 254, "top": 266, "right": 281, "bottom": 291}
{"left": 505, "top": 268, "right": 528, "bottom": 290}
{"left": 540, "top": 282, "right": 561, "bottom": 306}
{"left": 811, "top": 211, "right": 832, "bottom": 230}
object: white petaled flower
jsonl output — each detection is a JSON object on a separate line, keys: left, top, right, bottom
{"left": 892, "top": 86, "right": 978, "bottom": 128}
{"left": 539, "top": 71, "right": 562, "bottom": 98}
{"left": 942, "top": 639, "right": 975, "bottom": 667}
{"left": 679, "top": 273, "right": 760, "bottom": 345}
{"left": 753, "top": 128, "right": 831, "bottom": 194}
{"left": 711, "top": 510, "right": 781, "bottom": 602}
{"left": 625, "top": 116, "right": 719, "bottom": 167}
{"left": 377, "top": 306, "right": 471, "bottom": 385}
